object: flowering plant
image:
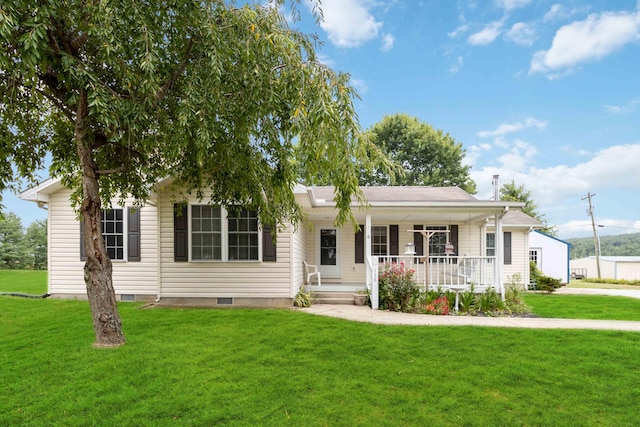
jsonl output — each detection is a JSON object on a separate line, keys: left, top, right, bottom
{"left": 425, "top": 296, "right": 449, "bottom": 315}
{"left": 378, "top": 262, "right": 420, "bottom": 312}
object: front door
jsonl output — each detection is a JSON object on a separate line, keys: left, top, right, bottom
{"left": 317, "top": 227, "right": 341, "bottom": 278}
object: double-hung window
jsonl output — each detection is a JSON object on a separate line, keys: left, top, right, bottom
{"left": 189, "top": 205, "right": 259, "bottom": 261}
{"left": 371, "top": 226, "right": 388, "bottom": 257}
{"left": 486, "top": 233, "right": 496, "bottom": 257}
{"left": 80, "top": 208, "right": 140, "bottom": 262}
{"left": 227, "top": 208, "right": 259, "bottom": 261}
{"left": 191, "top": 205, "right": 222, "bottom": 261}
{"left": 102, "top": 209, "right": 124, "bottom": 260}
{"left": 428, "top": 226, "right": 448, "bottom": 258}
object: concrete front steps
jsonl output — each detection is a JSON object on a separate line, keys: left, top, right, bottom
{"left": 307, "top": 284, "right": 369, "bottom": 305}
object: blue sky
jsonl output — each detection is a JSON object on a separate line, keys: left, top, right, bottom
{"left": 3, "top": 0, "right": 640, "bottom": 239}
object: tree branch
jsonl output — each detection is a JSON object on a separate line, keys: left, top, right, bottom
{"left": 97, "top": 165, "right": 127, "bottom": 175}
{"left": 154, "top": 39, "right": 194, "bottom": 104}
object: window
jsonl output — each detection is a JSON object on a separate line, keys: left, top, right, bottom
{"left": 188, "top": 205, "right": 259, "bottom": 261}
{"left": 371, "top": 226, "right": 388, "bottom": 256}
{"left": 486, "top": 233, "right": 496, "bottom": 257}
{"left": 228, "top": 208, "right": 259, "bottom": 261}
{"left": 191, "top": 205, "right": 222, "bottom": 261}
{"left": 80, "top": 208, "right": 140, "bottom": 262}
{"left": 102, "top": 209, "right": 124, "bottom": 260}
{"left": 530, "top": 249, "right": 540, "bottom": 266}
{"left": 485, "top": 231, "right": 512, "bottom": 264}
{"left": 428, "top": 226, "right": 448, "bottom": 257}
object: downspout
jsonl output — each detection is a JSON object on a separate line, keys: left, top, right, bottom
{"left": 155, "top": 192, "right": 162, "bottom": 303}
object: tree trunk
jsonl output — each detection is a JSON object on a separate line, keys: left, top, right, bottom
{"left": 75, "top": 90, "right": 125, "bottom": 347}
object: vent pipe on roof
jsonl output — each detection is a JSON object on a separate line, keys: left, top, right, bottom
{"left": 492, "top": 175, "right": 500, "bottom": 201}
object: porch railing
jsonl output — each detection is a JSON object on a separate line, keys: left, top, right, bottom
{"left": 370, "top": 255, "right": 497, "bottom": 309}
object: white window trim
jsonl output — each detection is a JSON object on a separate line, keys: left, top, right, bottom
{"left": 188, "top": 204, "right": 262, "bottom": 263}
{"left": 371, "top": 225, "right": 389, "bottom": 257}
{"left": 104, "top": 207, "right": 127, "bottom": 263}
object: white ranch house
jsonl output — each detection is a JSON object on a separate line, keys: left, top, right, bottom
{"left": 20, "top": 179, "right": 541, "bottom": 308}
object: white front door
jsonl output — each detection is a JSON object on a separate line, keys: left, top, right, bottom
{"left": 317, "top": 227, "right": 341, "bottom": 278}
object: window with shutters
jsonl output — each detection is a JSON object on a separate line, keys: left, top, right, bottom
{"left": 189, "top": 205, "right": 260, "bottom": 262}
{"left": 428, "top": 226, "right": 448, "bottom": 257}
{"left": 81, "top": 208, "right": 140, "bottom": 262}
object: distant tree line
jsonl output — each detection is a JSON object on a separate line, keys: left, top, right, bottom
{"left": 566, "top": 232, "right": 640, "bottom": 259}
{"left": 0, "top": 211, "right": 47, "bottom": 270}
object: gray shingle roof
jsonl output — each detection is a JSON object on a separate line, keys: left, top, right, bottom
{"left": 311, "top": 186, "right": 478, "bottom": 202}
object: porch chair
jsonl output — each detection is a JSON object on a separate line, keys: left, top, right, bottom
{"left": 303, "top": 261, "right": 321, "bottom": 286}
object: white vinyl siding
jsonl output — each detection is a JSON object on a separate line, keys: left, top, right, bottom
{"left": 47, "top": 188, "right": 158, "bottom": 296}
{"left": 158, "top": 191, "right": 292, "bottom": 299}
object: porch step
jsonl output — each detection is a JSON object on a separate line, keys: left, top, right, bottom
{"left": 311, "top": 291, "right": 356, "bottom": 305}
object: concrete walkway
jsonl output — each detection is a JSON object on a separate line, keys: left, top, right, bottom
{"left": 300, "top": 287, "right": 640, "bottom": 331}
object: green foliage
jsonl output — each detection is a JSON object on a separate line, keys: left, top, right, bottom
{"left": 24, "top": 220, "right": 47, "bottom": 269}
{"left": 360, "top": 114, "right": 477, "bottom": 193}
{"left": 478, "top": 287, "right": 505, "bottom": 314}
{"left": 0, "top": 0, "right": 387, "bottom": 228}
{"left": 294, "top": 287, "right": 311, "bottom": 307}
{"left": 500, "top": 180, "right": 555, "bottom": 235}
{"left": 536, "top": 276, "right": 562, "bottom": 293}
{"left": 566, "top": 232, "right": 640, "bottom": 259}
{"left": 581, "top": 277, "right": 640, "bottom": 286}
{"left": 0, "top": 212, "right": 26, "bottom": 269}
{"left": 378, "top": 263, "right": 421, "bottom": 312}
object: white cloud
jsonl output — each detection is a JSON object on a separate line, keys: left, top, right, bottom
{"left": 380, "top": 33, "right": 395, "bottom": 51}
{"left": 543, "top": 4, "right": 589, "bottom": 22}
{"left": 351, "top": 78, "right": 368, "bottom": 94}
{"left": 495, "top": 0, "right": 531, "bottom": 12}
{"left": 603, "top": 99, "right": 639, "bottom": 113}
{"left": 506, "top": 22, "right": 536, "bottom": 45}
{"left": 557, "top": 219, "right": 640, "bottom": 238}
{"left": 313, "top": 0, "right": 384, "bottom": 48}
{"left": 448, "top": 24, "right": 469, "bottom": 38}
{"left": 477, "top": 117, "right": 547, "bottom": 138}
{"left": 468, "top": 20, "right": 504, "bottom": 45}
{"left": 530, "top": 10, "right": 640, "bottom": 76}
{"left": 472, "top": 143, "right": 640, "bottom": 207}
{"left": 449, "top": 55, "right": 464, "bottom": 73}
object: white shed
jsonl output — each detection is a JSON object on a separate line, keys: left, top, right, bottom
{"left": 529, "top": 231, "right": 570, "bottom": 283}
{"left": 570, "top": 256, "right": 640, "bottom": 281}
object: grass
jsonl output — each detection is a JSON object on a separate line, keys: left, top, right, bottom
{"left": 567, "top": 279, "right": 640, "bottom": 290}
{"left": 2, "top": 297, "right": 640, "bottom": 426}
{"left": 524, "top": 293, "right": 640, "bottom": 321}
{"left": 0, "top": 270, "right": 47, "bottom": 294}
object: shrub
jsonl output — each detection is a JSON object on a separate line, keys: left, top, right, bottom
{"left": 425, "top": 296, "right": 449, "bottom": 315}
{"left": 459, "top": 284, "right": 476, "bottom": 314}
{"left": 478, "top": 287, "right": 504, "bottom": 314}
{"left": 536, "top": 276, "right": 562, "bottom": 293}
{"left": 378, "top": 263, "right": 421, "bottom": 312}
{"left": 294, "top": 288, "right": 311, "bottom": 307}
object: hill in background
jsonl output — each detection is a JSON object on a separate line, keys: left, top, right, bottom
{"left": 566, "top": 232, "right": 640, "bottom": 259}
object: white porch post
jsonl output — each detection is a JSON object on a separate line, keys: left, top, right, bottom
{"left": 495, "top": 212, "right": 504, "bottom": 300}
{"left": 365, "top": 214, "right": 378, "bottom": 309}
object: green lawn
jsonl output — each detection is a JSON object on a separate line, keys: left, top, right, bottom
{"left": 524, "top": 293, "right": 640, "bottom": 321}
{"left": 0, "top": 270, "right": 47, "bottom": 294}
{"left": 2, "top": 297, "right": 640, "bottom": 426}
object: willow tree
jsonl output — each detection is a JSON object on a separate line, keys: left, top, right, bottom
{"left": 0, "top": 1, "right": 384, "bottom": 347}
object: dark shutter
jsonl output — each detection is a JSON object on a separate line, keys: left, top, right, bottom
{"left": 262, "top": 225, "right": 277, "bottom": 262}
{"left": 80, "top": 219, "right": 86, "bottom": 261}
{"left": 174, "top": 204, "right": 188, "bottom": 262}
{"left": 450, "top": 224, "right": 459, "bottom": 264}
{"left": 389, "top": 225, "right": 399, "bottom": 256}
{"left": 128, "top": 208, "right": 141, "bottom": 262}
{"left": 413, "top": 225, "right": 423, "bottom": 256}
{"left": 504, "top": 231, "right": 512, "bottom": 265}
{"left": 355, "top": 225, "right": 364, "bottom": 264}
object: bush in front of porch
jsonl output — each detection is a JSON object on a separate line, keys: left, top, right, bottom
{"left": 378, "top": 263, "right": 421, "bottom": 312}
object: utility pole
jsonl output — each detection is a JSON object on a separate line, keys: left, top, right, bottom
{"left": 582, "top": 192, "right": 601, "bottom": 279}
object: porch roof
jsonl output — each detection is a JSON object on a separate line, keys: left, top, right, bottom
{"left": 305, "top": 186, "right": 525, "bottom": 223}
